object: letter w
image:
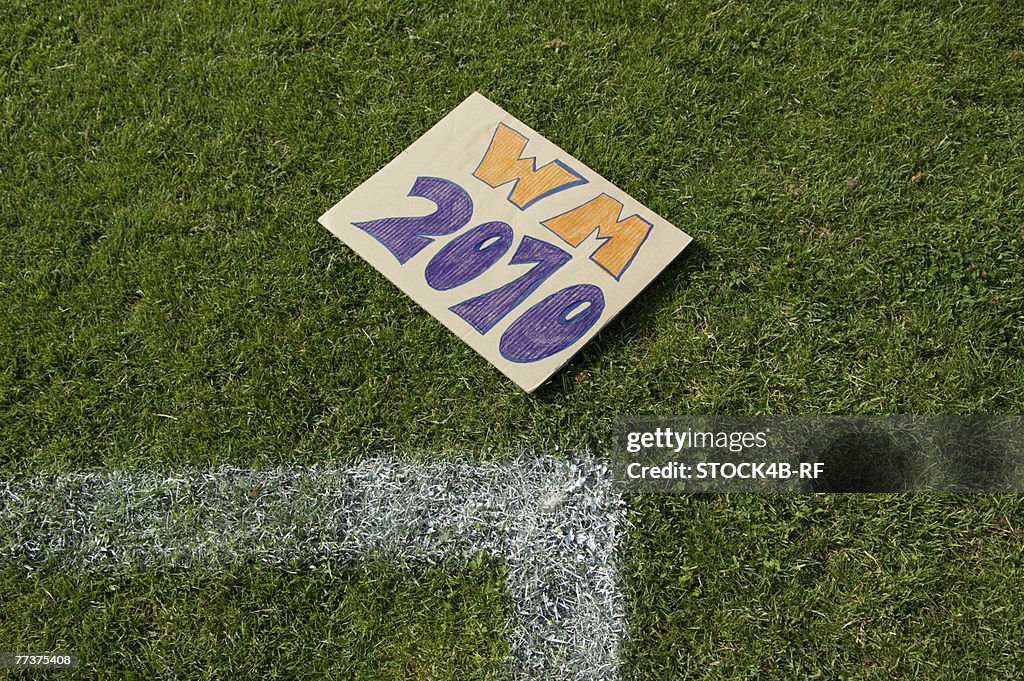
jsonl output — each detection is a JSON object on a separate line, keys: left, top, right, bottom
{"left": 473, "top": 123, "right": 587, "bottom": 210}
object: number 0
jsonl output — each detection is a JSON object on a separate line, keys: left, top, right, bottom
{"left": 499, "top": 284, "right": 605, "bottom": 363}
{"left": 424, "top": 221, "right": 513, "bottom": 290}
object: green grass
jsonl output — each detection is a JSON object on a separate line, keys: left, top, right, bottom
{"left": 2, "top": 0, "right": 1023, "bottom": 678}
{"left": 2, "top": 0, "right": 1022, "bottom": 469}
{"left": 626, "top": 494, "right": 1024, "bottom": 679}
{"left": 0, "top": 561, "right": 509, "bottom": 679}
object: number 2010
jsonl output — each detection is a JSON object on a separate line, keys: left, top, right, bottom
{"left": 353, "top": 176, "right": 605, "bottom": 363}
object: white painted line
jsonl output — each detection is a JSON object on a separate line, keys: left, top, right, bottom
{"left": 0, "top": 456, "right": 627, "bottom": 680}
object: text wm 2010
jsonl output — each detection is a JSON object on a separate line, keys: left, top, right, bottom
{"left": 353, "top": 123, "right": 653, "bottom": 364}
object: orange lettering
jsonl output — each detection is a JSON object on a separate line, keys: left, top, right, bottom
{"left": 473, "top": 123, "right": 587, "bottom": 210}
{"left": 541, "top": 194, "right": 652, "bottom": 279}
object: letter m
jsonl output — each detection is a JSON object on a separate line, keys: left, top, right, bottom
{"left": 541, "top": 194, "right": 653, "bottom": 280}
{"left": 473, "top": 123, "right": 587, "bottom": 210}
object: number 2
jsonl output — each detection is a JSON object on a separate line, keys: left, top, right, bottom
{"left": 352, "top": 176, "right": 473, "bottom": 264}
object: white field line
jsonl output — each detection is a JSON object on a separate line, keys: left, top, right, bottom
{"left": 0, "top": 456, "right": 627, "bottom": 680}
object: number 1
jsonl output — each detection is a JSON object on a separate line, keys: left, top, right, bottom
{"left": 449, "top": 236, "right": 571, "bottom": 334}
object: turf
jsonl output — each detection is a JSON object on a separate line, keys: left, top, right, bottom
{"left": 626, "top": 494, "right": 1024, "bottom": 679}
{"left": 0, "top": 561, "right": 509, "bottom": 680}
{"left": 2, "top": 0, "right": 1021, "bottom": 469}
{"left": 2, "top": 0, "right": 1023, "bottom": 678}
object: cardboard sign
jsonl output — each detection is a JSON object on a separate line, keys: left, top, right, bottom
{"left": 318, "top": 92, "right": 692, "bottom": 391}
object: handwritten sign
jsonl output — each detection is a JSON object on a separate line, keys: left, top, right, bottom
{"left": 318, "top": 92, "right": 692, "bottom": 392}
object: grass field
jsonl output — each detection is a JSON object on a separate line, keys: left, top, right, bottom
{"left": 2, "top": 562, "right": 509, "bottom": 679}
{"left": 2, "top": 0, "right": 1023, "bottom": 678}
